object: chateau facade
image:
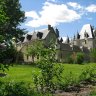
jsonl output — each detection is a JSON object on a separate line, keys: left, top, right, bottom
{"left": 17, "top": 24, "right": 96, "bottom": 62}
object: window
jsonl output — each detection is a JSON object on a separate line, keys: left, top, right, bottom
{"left": 27, "top": 55, "right": 29, "bottom": 60}
{"left": 85, "top": 40, "right": 87, "bottom": 44}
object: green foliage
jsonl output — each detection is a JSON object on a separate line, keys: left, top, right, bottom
{"left": 32, "top": 42, "right": 64, "bottom": 93}
{"left": 58, "top": 71, "right": 80, "bottom": 92}
{"left": 66, "top": 52, "right": 84, "bottom": 64}
{"left": 0, "top": 0, "right": 26, "bottom": 70}
{"left": 0, "top": 0, "right": 9, "bottom": 26}
{"left": 89, "top": 90, "right": 96, "bottom": 96}
{"left": 0, "top": 43, "right": 17, "bottom": 71}
{"left": 0, "top": 81, "right": 45, "bottom": 96}
{"left": 66, "top": 56, "right": 74, "bottom": 64}
{"left": 27, "top": 40, "right": 43, "bottom": 63}
{"left": 75, "top": 52, "right": 84, "bottom": 64}
{"left": 0, "top": 44, "right": 17, "bottom": 63}
{"left": 79, "top": 66, "right": 96, "bottom": 85}
{"left": 0, "top": 63, "right": 9, "bottom": 72}
{"left": 90, "top": 48, "right": 96, "bottom": 62}
{"left": 0, "top": 35, "right": 4, "bottom": 43}
{"left": 0, "top": 0, "right": 26, "bottom": 40}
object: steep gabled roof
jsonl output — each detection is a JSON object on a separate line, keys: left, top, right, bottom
{"left": 79, "top": 24, "right": 94, "bottom": 39}
{"left": 20, "top": 28, "right": 50, "bottom": 43}
{"left": 37, "top": 29, "right": 49, "bottom": 39}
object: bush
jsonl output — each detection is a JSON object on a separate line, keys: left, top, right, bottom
{"left": 75, "top": 52, "right": 84, "bottom": 64}
{"left": 58, "top": 72, "right": 80, "bottom": 92}
{"left": 66, "top": 52, "right": 84, "bottom": 64}
{"left": 79, "top": 66, "right": 96, "bottom": 85}
{"left": 0, "top": 46, "right": 17, "bottom": 63}
{"left": 66, "top": 56, "right": 74, "bottom": 64}
{"left": 0, "top": 81, "right": 45, "bottom": 96}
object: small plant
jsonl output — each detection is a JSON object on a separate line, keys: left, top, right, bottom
{"left": 32, "top": 42, "right": 64, "bottom": 94}
{"left": 79, "top": 66, "right": 96, "bottom": 85}
{"left": 58, "top": 72, "right": 80, "bottom": 92}
{"left": 0, "top": 81, "right": 45, "bottom": 96}
{"left": 0, "top": 63, "right": 9, "bottom": 72}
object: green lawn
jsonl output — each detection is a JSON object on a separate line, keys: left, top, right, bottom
{"left": 0, "top": 64, "right": 40, "bottom": 83}
{"left": 0, "top": 63, "right": 96, "bottom": 83}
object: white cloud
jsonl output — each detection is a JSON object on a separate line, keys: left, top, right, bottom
{"left": 86, "top": 4, "right": 96, "bottom": 12}
{"left": 67, "top": 2, "right": 82, "bottom": 9}
{"left": 25, "top": 11, "right": 39, "bottom": 19}
{"left": 25, "top": 2, "right": 81, "bottom": 28}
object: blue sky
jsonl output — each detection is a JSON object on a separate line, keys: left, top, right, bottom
{"left": 20, "top": 0, "right": 96, "bottom": 38}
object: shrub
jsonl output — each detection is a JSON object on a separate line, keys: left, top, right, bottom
{"left": 66, "top": 56, "right": 74, "bottom": 64}
{"left": 79, "top": 66, "right": 96, "bottom": 85}
{"left": 66, "top": 52, "right": 84, "bottom": 64}
{"left": 32, "top": 42, "right": 64, "bottom": 93}
{"left": 58, "top": 72, "right": 80, "bottom": 92}
{"left": 0, "top": 81, "right": 45, "bottom": 96}
{"left": 75, "top": 52, "right": 84, "bottom": 64}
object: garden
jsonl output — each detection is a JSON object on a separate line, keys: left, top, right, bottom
{"left": 0, "top": 63, "right": 96, "bottom": 96}
{"left": 0, "top": 0, "right": 96, "bottom": 96}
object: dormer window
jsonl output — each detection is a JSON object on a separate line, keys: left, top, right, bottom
{"left": 84, "top": 31, "right": 89, "bottom": 38}
{"left": 20, "top": 37, "right": 25, "bottom": 42}
{"left": 27, "top": 34, "right": 32, "bottom": 40}
{"left": 37, "top": 32, "right": 43, "bottom": 39}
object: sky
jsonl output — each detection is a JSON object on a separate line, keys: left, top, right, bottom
{"left": 20, "top": 0, "right": 96, "bottom": 38}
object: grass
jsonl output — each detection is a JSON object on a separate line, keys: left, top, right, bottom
{"left": 0, "top": 63, "right": 96, "bottom": 83}
{"left": 0, "top": 64, "right": 40, "bottom": 83}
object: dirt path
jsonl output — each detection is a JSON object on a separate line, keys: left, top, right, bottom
{"left": 55, "top": 85, "right": 96, "bottom": 96}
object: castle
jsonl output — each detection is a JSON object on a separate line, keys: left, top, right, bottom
{"left": 17, "top": 24, "right": 96, "bottom": 62}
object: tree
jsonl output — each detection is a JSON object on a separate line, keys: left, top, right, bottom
{"left": 31, "top": 41, "right": 64, "bottom": 93}
{"left": 27, "top": 40, "right": 43, "bottom": 63}
{"left": 0, "top": 0, "right": 26, "bottom": 71}
{"left": 0, "top": 0, "right": 26, "bottom": 41}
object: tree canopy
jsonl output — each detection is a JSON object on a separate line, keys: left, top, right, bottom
{"left": 0, "top": 0, "right": 26, "bottom": 42}
{"left": 0, "top": 0, "right": 26, "bottom": 70}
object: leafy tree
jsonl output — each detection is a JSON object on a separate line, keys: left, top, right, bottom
{"left": 0, "top": 0, "right": 8, "bottom": 25}
{"left": 31, "top": 41, "right": 64, "bottom": 93}
{"left": 0, "top": 0, "right": 26, "bottom": 71}
{"left": 0, "top": 0, "right": 26, "bottom": 41}
{"left": 27, "top": 40, "right": 43, "bottom": 63}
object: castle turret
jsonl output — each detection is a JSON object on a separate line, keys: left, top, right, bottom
{"left": 55, "top": 28, "right": 59, "bottom": 37}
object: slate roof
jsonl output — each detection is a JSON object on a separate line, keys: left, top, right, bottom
{"left": 20, "top": 28, "right": 50, "bottom": 43}
{"left": 79, "top": 24, "right": 94, "bottom": 39}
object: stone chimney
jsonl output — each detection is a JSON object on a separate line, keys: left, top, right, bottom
{"left": 48, "top": 24, "right": 52, "bottom": 30}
